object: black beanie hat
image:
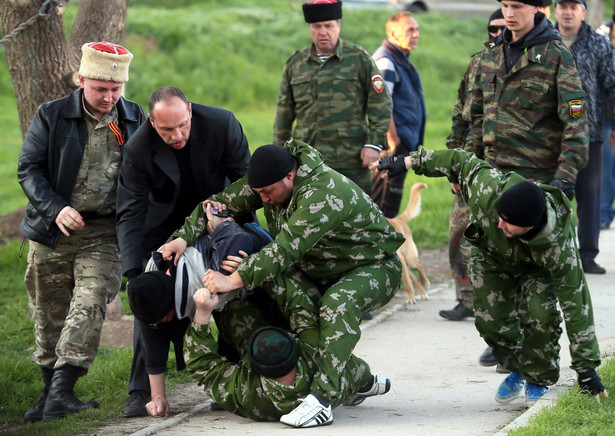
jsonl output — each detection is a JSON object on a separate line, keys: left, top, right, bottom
{"left": 247, "top": 144, "right": 295, "bottom": 189}
{"left": 496, "top": 181, "right": 546, "bottom": 228}
{"left": 303, "top": 0, "right": 343, "bottom": 23}
{"left": 497, "top": 0, "right": 543, "bottom": 7}
{"left": 248, "top": 327, "right": 300, "bottom": 378}
{"left": 489, "top": 8, "right": 504, "bottom": 23}
{"left": 127, "top": 271, "right": 175, "bottom": 324}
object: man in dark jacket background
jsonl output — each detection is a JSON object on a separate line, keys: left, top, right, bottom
{"left": 17, "top": 42, "right": 146, "bottom": 422}
{"left": 554, "top": 0, "right": 615, "bottom": 274}
{"left": 115, "top": 86, "right": 251, "bottom": 417}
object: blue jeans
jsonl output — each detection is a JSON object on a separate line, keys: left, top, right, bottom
{"left": 601, "top": 120, "right": 615, "bottom": 228}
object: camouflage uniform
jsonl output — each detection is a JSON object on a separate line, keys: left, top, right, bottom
{"left": 18, "top": 89, "right": 146, "bottom": 370}
{"left": 185, "top": 276, "right": 372, "bottom": 421}
{"left": 409, "top": 148, "right": 601, "bottom": 385}
{"left": 274, "top": 39, "right": 392, "bottom": 194}
{"left": 466, "top": 15, "right": 588, "bottom": 185}
{"left": 445, "top": 53, "right": 481, "bottom": 310}
{"left": 174, "top": 139, "right": 403, "bottom": 404}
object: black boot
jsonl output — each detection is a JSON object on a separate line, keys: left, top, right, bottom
{"left": 23, "top": 366, "right": 54, "bottom": 423}
{"left": 42, "top": 365, "right": 100, "bottom": 421}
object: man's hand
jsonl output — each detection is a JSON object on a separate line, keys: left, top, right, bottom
{"left": 55, "top": 206, "right": 85, "bottom": 236}
{"left": 192, "top": 288, "right": 219, "bottom": 325}
{"left": 450, "top": 183, "right": 461, "bottom": 194}
{"left": 578, "top": 370, "right": 609, "bottom": 402}
{"left": 361, "top": 146, "right": 380, "bottom": 168}
{"left": 549, "top": 178, "right": 575, "bottom": 201}
{"left": 371, "top": 155, "right": 408, "bottom": 179}
{"left": 146, "top": 396, "right": 170, "bottom": 417}
{"left": 204, "top": 201, "right": 232, "bottom": 235}
{"left": 220, "top": 250, "right": 248, "bottom": 274}
{"left": 203, "top": 270, "right": 244, "bottom": 295}
{"left": 161, "top": 238, "right": 188, "bottom": 266}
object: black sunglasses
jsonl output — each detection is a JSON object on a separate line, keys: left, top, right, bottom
{"left": 488, "top": 25, "right": 505, "bottom": 34}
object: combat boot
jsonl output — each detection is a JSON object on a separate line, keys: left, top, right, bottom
{"left": 42, "top": 365, "right": 100, "bottom": 421}
{"left": 23, "top": 366, "right": 54, "bottom": 423}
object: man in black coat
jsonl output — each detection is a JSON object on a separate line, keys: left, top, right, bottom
{"left": 116, "top": 86, "right": 251, "bottom": 417}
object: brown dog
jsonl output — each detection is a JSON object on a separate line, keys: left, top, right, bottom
{"left": 387, "top": 182, "right": 429, "bottom": 304}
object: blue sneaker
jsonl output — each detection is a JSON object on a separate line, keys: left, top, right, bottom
{"left": 525, "top": 383, "right": 548, "bottom": 404}
{"left": 495, "top": 371, "right": 525, "bottom": 404}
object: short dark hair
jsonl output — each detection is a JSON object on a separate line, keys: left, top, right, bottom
{"left": 148, "top": 86, "right": 189, "bottom": 118}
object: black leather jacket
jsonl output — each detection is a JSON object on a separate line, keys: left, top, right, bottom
{"left": 17, "top": 88, "right": 146, "bottom": 248}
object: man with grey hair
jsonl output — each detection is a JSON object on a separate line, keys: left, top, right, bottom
{"left": 18, "top": 42, "right": 146, "bottom": 422}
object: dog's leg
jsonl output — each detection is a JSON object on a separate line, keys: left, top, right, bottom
{"left": 399, "top": 253, "right": 417, "bottom": 304}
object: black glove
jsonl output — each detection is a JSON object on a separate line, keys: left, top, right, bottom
{"left": 549, "top": 178, "right": 575, "bottom": 201}
{"left": 578, "top": 370, "right": 606, "bottom": 396}
{"left": 377, "top": 155, "right": 408, "bottom": 178}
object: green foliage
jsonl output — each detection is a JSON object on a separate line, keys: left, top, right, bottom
{"left": 508, "top": 356, "right": 615, "bottom": 436}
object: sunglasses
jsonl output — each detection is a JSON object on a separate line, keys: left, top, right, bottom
{"left": 488, "top": 25, "right": 505, "bottom": 34}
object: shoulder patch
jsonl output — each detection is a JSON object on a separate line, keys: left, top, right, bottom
{"left": 569, "top": 99, "right": 583, "bottom": 118}
{"left": 371, "top": 73, "right": 385, "bottom": 94}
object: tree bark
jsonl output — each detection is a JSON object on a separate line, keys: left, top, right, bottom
{"left": 0, "top": 0, "right": 130, "bottom": 138}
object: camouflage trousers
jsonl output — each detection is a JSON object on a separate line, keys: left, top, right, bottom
{"left": 448, "top": 193, "right": 473, "bottom": 309}
{"left": 263, "top": 255, "right": 401, "bottom": 404}
{"left": 469, "top": 248, "right": 601, "bottom": 385}
{"left": 25, "top": 217, "right": 121, "bottom": 370}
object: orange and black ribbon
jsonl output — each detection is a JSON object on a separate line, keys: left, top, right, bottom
{"left": 109, "top": 122, "right": 125, "bottom": 146}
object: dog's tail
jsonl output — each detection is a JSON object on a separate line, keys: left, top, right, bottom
{"left": 396, "top": 182, "right": 428, "bottom": 223}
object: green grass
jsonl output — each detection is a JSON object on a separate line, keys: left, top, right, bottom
{"left": 508, "top": 356, "right": 615, "bottom": 436}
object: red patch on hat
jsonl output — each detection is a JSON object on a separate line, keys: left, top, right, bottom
{"left": 371, "top": 73, "right": 385, "bottom": 95}
{"left": 307, "top": 0, "right": 339, "bottom": 3}
{"left": 87, "top": 41, "right": 129, "bottom": 56}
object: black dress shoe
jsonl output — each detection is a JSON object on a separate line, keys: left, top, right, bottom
{"left": 582, "top": 259, "right": 606, "bottom": 275}
{"left": 479, "top": 347, "right": 497, "bottom": 367}
{"left": 122, "top": 393, "right": 149, "bottom": 418}
{"left": 439, "top": 302, "right": 473, "bottom": 321}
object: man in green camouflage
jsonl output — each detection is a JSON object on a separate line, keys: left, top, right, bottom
{"left": 375, "top": 149, "right": 608, "bottom": 405}
{"left": 184, "top": 284, "right": 379, "bottom": 425}
{"left": 439, "top": 0, "right": 589, "bottom": 322}
{"left": 163, "top": 140, "right": 402, "bottom": 427}
{"left": 273, "top": 0, "right": 392, "bottom": 194}
{"left": 17, "top": 42, "right": 146, "bottom": 422}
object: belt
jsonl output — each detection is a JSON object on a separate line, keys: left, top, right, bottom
{"left": 80, "top": 212, "right": 113, "bottom": 220}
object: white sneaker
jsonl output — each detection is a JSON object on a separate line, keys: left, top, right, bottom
{"left": 280, "top": 393, "right": 333, "bottom": 428}
{"left": 344, "top": 374, "right": 391, "bottom": 406}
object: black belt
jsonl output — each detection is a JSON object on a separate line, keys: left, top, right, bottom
{"left": 80, "top": 212, "right": 113, "bottom": 220}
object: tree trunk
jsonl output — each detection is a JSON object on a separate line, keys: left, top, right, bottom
{"left": 0, "top": 0, "right": 130, "bottom": 138}
{"left": 0, "top": 0, "right": 130, "bottom": 318}
{"left": 586, "top": 0, "right": 604, "bottom": 29}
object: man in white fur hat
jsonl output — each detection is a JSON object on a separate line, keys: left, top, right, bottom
{"left": 18, "top": 41, "right": 146, "bottom": 422}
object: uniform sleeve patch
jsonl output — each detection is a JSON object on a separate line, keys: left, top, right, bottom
{"left": 569, "top": 100, "right": 584, "bottom": 118}
{"left": 371, "top": 73, "right": 385, "bottom": 94}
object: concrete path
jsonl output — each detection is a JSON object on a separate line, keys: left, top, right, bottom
{"left": 111, "top": 229, "right": 615, "bottom": 436}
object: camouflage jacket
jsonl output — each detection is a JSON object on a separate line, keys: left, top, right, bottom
{"left": 173, "top": 139, "right": 404, "bottom": 290}
{"left": 445, "top": 52, "right": 481, "bottom": 151}
{"left": 556, "top": 21, "right": 615, "bottom": 143}
{"left": 466, "top": 15, "right": 588, "bottom": 184}
{"left": 409, "top": 147, "right": 599, "bottom": 371}
{"left": 273, "top": 39, "right": 392, "bottom": 171}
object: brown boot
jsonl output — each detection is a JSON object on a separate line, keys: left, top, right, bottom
{"left": 42, "top": 365, "right": 99, "bottom": 421}
{"left": 23, "top": 366, "right": 54, "bottom": 423}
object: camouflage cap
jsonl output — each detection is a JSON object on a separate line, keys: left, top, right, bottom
{"left": 248, "top": 327, "right": 300, "bottom": 378}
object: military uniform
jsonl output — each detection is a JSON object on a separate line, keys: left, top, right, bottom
{"left": 175, "top": 139, "right": 403, "bottom": 404}
{"left": 466, "top": 14, "right": 588, "bottom": 184}
{"left": 19, "top": 90, "right": 146, "bottom": 371}
{"left": 409, "top": 148, "right": 601, "bottom": 385}
{"left": 274, "top": 39, "right": 392, "bottom": 193}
